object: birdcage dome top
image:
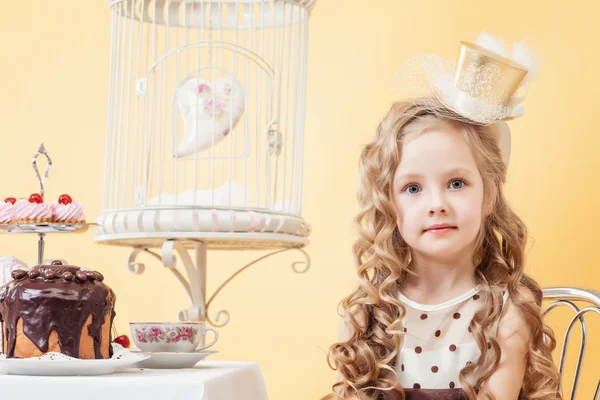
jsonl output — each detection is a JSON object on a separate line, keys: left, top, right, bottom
{"left": 106, "top": 0, "right": 317, "bottom": 13}
{"left": 287, "top": 0, "right": 317, "bottom": 12}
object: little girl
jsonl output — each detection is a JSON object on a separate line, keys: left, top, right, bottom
{"left": 323, "top": 34, "right": 561, "bottom": 400}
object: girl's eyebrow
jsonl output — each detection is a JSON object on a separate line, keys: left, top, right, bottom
{"left": 395, "top": 167, "right": 473, "bottom": 182}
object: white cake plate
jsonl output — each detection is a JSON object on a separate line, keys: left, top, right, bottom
{"left": 131, "top": 349, "right": 218, "bottom": 369}
{"left": 0, "top": 352, "right": 149, "bottom": 376}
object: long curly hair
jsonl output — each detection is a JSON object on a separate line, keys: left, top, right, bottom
{"left": 322, "top": 97, "right": 561, "bottom": 400}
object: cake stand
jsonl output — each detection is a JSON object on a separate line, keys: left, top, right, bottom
{"left": 0, "top": 143, "right": 98, "bottom": 265}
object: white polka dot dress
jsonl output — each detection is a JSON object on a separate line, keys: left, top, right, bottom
{"left": 396, "top": 285, "right": 508, "bottom": 397}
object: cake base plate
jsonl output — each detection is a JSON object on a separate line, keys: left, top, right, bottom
{"left": 0, "top": 353, "right": 150, "bottom": 376}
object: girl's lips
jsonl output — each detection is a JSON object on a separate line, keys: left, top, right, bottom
{"left": 425, "top": 227, "right": 457, "bottom": 234}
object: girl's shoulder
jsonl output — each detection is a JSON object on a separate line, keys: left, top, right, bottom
{"left": 495, "top": 286, "right": 536, "bottom": 347}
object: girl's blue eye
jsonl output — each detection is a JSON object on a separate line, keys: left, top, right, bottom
{"left": 405, "top": 184, "right": 420, "bottom": 194}
{"left": 403, "top": 178, "right": 466, "bottom": 194}
{"left": 450, "top": 179, "right": 465, "bottom": 190}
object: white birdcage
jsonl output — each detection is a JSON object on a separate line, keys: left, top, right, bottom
{"left": 95, "top": 0, "right": 315, "bottom": 251}
{"left": 95, "top": 0, "right": 316, "bottom": 325}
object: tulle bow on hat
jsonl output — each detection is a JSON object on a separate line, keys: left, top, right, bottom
{"left": 391, "top": 32, "right": 540, "bottom": 167}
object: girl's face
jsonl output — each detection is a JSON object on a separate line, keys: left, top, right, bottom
{"left": 391, "top": 125, "right": 485, "bottom": 262}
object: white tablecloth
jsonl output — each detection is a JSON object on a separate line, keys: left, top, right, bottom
{"left": 0, "top": 360, "right": 268, "bottom": 400}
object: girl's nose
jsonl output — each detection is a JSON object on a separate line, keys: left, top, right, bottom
{"left": 428, "top": 191, "right": 448, "bottom": 215}
{"left": 429, "top": 205, "right": 448, "bottom": 215}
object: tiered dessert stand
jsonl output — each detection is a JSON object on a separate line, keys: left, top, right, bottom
{"left": 0, "top": 144, "right": 146, "bottom": 375}
{"left": 0, "top": 143, "right": 97, "bottom": 264}
{"left": 95, "top": 0, "right": 317, "bottom": 327}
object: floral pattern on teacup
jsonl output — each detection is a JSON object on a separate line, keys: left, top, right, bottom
{"left": 135, "top": 326, "right": 198, "bottom": 344}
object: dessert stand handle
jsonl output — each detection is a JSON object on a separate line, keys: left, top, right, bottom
{"left": 32, "top": 142, "right": 52, "bottom": 201}
{"left": 37, "top": 233, "right": 45, "bottom": 265}
{"left": 31, "top": 142, "right": 52, "bottom": 265}
{"left": 33, "top": 143, "right": 51, "bottom": 265}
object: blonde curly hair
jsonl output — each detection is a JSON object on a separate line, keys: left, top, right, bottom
{"left": 322, "top": 97, "right": 561, "bottom": 400}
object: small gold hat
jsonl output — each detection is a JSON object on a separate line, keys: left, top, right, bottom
{"left": 442, "top": 41, "right": 529, "bottom": 124}
{"left": 455, "top": 42, "right": 528, "bottom": 103}
{"left": 391, "top": 32, "right": 538, "bottom": 167}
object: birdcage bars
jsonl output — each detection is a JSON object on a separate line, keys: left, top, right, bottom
{"left": 96, "top": 0, "right": 314, "bottom": 250}
{"left": 95, "top": 0, "right": 316, "bottom": 324}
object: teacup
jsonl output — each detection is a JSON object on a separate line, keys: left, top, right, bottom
{"left": 130, "top": 321, "right": 218, "bottom": 353}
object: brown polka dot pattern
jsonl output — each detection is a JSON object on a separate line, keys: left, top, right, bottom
{"left": 397, "top": 287, "right": 489, "bottom": 388}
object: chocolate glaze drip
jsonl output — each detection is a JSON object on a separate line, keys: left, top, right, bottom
{"left": 0, "top": 261, "right": 116, "bottom": 359}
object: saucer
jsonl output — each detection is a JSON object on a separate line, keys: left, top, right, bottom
{"left": 131, "top": 349, "right": 218, "bottom": 369}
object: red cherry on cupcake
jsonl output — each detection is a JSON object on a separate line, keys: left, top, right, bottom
{"left": 28, "top": 193, "right": 43, "bottom": 204}
{"left": 4, "top": 197, "right": 16, "bottom": 204}
{"left": 114, "top": 334, "right": 131, "bottom": 348}
{"left": 58, "top": 194, "right": 73, "bottom": 205}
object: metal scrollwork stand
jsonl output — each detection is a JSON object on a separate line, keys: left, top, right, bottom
{"left": 127, "top": 241, "right": 310, "bottom": 327}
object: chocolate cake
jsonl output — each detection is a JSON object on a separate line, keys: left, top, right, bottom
{"left": 0, "top": 260, "right": 116, "bottom": 359}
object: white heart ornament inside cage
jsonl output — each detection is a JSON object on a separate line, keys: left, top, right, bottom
{"left": 175, "top": 76, "right": 245, "bottom": 158}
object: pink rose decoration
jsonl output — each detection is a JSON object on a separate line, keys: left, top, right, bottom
{"left": 179, "top": 327, "right": 192, "bottom": 340}
{"left": 149, "top": 326, "right": 164, "bottom": 337}
{"left": 136, "top": 329, "right": 145, "bottom": 343}
{"left": 204, "top": 97, "right": 226, "bottom": 115}
{"left": 168, "top": 330, "right": 180, "bottom": 343}
{"left": 197, "top": 84, "right": 211, "bottom": 95}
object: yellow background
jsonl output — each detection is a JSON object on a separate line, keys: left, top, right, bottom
{"left": 0, "top": 0, "right": 598, "bottom": 398}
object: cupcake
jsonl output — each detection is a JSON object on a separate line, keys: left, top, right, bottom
{"left": 11, "top": 194, "right": 53, "bottom": 223}
{"left": 0, "top": 197, "right": 16, "bottom": 224}
{"left": 50, "top": 194, "right": 85, "bottom": 223}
